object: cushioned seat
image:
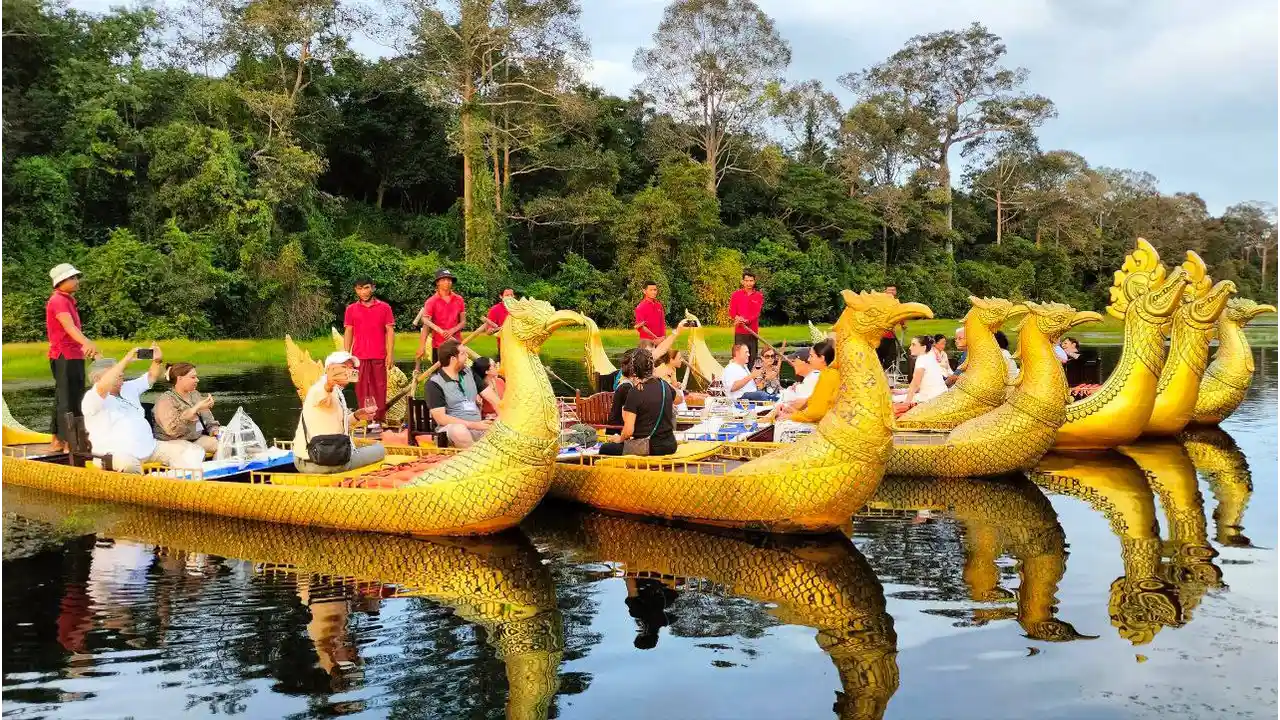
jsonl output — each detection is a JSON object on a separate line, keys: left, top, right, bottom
{"left": 593, "top": 441, "right": 724, "bottom": 468}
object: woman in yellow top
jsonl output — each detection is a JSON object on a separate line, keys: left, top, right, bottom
{"left": 774, "top": 340, "right": 838, "bottom": 424}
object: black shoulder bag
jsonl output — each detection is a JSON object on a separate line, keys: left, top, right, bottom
{"left": 300, "top": 399, "right": 352, "bottom": 467}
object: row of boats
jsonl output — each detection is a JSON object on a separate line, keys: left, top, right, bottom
{"left": 3, "top": 423, "right": 1259, "bottom": 718}
{"left": 1, "top": 238, "right": 1273, "bottom": 537}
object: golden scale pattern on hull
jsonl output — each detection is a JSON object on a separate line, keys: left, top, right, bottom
{"left": 887, "top": 302, "right": 1101, "bottom": 477}
{"left": 3, "top": 485, "right": 563, "bottom": 720}
{"left": 1032, "top": 439, "right": 1219, "bottom": 646}
{"left": 1056, "top": 239, "right": 1192, "bottom": 449}
{"left": 550, "top": 291, "right": 934, "bottom": 533}
{"left": 1, "top": 298, "right": 590, "bottom": 537}
{"left": 1143, "top": 252, "right": 1237, "bottom": 437}
{"left": 1191, "top": 298, "right": 1277, "bottom": 425}
{"left": 858, "top": 476, "right": 1091, "bottom": 642}
{"left": 895, "top": 297, "right": 1026, "bottom": 430}
{"left": 527, "top": 509, "right": 899, "bottom": 720}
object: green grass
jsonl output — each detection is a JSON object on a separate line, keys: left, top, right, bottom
{"left": 3, "top": 315, "right": 1275, "bottom": 384}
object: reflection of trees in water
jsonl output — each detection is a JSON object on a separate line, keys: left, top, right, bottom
{"left": 853, "top": 517, "right": 976, "bottom": 604}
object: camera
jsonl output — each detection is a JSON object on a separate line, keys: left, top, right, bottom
{"left": 136, "top": 348, "right": 154, "bottom": 360}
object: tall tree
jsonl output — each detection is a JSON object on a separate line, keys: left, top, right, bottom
{"left": 634, "top": 0, "right": 791, "bottom": 194}
{"left": 395, "top": 0, "right": 587, "bottom": 272}
{"left": 964, "top": 130, "right": 1039, "bottom": 245}
{"left": 841, "top": 22, "right": 1055, "bottom": 253}
{"left": 771, "top": 79, "right": 841, "bottom": 167}
{"left": 1224, "top": 201, "right": 1277, "bottom": 290}
{"left": 837, "top": 93, "right": 919, "bottom": 268}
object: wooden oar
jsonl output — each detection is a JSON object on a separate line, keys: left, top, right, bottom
{"left": 415, "top": 325, "right": 491, "bottom": 385}
{"left": 735, "top": 322, "right": 781, "bottom": 354}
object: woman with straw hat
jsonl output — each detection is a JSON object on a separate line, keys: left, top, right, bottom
{"left": 45, "top": 263, "right": 99, "bottom": 453}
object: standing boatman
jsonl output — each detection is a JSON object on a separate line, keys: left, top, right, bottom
{"left": 415, "top": 269, "right": 467, "bottom": 365}
{"left": 343, "top": 276, "right": 395, "bottom": 422}
{"left": 633, "top": 280, "right": 667, "bottom": 343}
{"left": 484, "top": 287, "right": 516, "bottom": 355}
{"left": 728, "top": 270, "right": 764, "bottom": 366}
{"left": 46, "top": 263, "right": 99, "bottom": 452}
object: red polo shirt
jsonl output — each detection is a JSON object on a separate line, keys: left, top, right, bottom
{"left": 634, "top": 298, "right": 666, "bottom": 340}
{"left": 343, "top": 299, "right": 394, "bottom": 359}
{"left": 46, "top": 290, "right": 83, "bottom": 360}
{"left": 422, "top": 292, "right": 466, "bottom": 348}
{"left": 728, "top": 289, "right": 763, "bottom": 333}
{"left": 486, "top": 301, "right": 510, "bottom": 330}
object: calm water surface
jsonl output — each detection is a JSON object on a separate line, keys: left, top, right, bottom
{"left": 2, "top": 347, "right": 1276, "bottom": 719}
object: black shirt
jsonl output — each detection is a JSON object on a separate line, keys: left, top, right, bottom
{"left": 609, "top": 382, "right": 632, "bottom": 426}
{"left": 623, "top": 379, "right": 677, "bottom": 455}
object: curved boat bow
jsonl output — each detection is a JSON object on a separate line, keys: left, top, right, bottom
{"left": 1191, "top": 298, "right": 1276, "bottom": 425}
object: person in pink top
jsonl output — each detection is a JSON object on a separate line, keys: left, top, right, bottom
{"left": 343, "top": 277, "right": 396, "bottom": 422}
{"left": 633, "top": 280, "right": 667, "bottom": 342}
{"left": 728, "top": 270, "right": 764, "bottom": 366}
{"left": 484, "top": 287, "right": 516, "bottom": 354}
{"left": 45, "top": 263, "right": 99, "bottom": 452}
{"left": 415, "top": 269, "right": 467, "bottom": 364}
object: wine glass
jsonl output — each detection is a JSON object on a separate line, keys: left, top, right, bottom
{"left": 363, "top": 396, "right": 377, "bottom": 426}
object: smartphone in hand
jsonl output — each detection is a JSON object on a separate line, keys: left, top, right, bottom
{"left": 136, "top": 348, "right": 154, "bottom": 360}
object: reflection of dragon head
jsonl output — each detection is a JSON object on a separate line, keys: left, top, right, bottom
{"left": 969, "top": 296, "right": 1027, "bottom": 331}
{"left": 1021, "top": 301, "right": 1103, "bottom": 342}
{"left": 836, "top": 289, "right": 932, "bottom": 347}
{"left": 1223, "top": 298, "right": 1277, "bottom": 327}
{"left": 1108, "top": 576, "right": 1185, "bottom": 645}
{"left": 1022, "top": 618, "right": 1099, "bottom": 643}
{"left": 1106, "top": 239, "right": 1191, "bottom": 322}
{"left": 504, "top": 297, "right": 587, "bottom": 350}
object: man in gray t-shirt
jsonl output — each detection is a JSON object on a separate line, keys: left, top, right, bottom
{"left": 425, "top": 340, "right": 491, "bottom": 448}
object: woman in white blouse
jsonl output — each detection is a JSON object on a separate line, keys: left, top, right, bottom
{"left": 905, "top": 335, "right": 949, "bottom": 406}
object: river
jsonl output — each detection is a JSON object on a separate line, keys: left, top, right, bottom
{"left": 2, "top": 346, "right": 1276, "bottom": 719}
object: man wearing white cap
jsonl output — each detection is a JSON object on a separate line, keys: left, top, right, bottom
{"left": 82, "top": 344, "right": 206, "bottom": 473}
{"left": 292, "top": 351, "right": 385, "bottom": 473}
{"left": 46, "top": 263, "right": 99, "bottom": 452}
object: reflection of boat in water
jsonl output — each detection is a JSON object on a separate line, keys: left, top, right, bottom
{"left": 551, "top": 291, "right": 932, "bottom": 534}
{"left": 858, "top": 476, "right": 1091, "bottom": 642}
{"left": 526, "top": 507, "right": 899, "bottom": 720}
{"left": 3, "top": 486, "right": 564, "bottom": 719}
{"left": 3, "top": 299, "right": 588, "bottom": 536}
{"left": 1034, "top": 438, "right": 1223, "bottom": 645}
{"left": 1179, "top": 427, "right": 1255, "bottom": 547}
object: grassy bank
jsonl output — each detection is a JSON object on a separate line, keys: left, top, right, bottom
{"left": 3, "top": 316, "right": 1274, "bottom": 384}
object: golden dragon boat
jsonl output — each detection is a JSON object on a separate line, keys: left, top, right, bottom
{"left": 1191, "top": 298, "right": 1277, "bottom": 425}
{"left": 1142, "top": 252, "right": 1237, "bottom": 436}
{"left": 526, "top": 507, "right": 899, "bottom": 719}
{"left": 2, "top": 298, "right": 588, "bottom": 536}
{"left": 884, "top": 301, "right": 1101, "bottom": 477}
{"left": 1179, "top": 427, "right": 1255, "bottom": 547}
{"left": 858, "top": 475, "right": 1091, "bottom": 641}
{"left": 895, "top": 297, "right": 1028, "bottom": 430}
{"left": 3, "top": 485, "right": 563, "bottom": 718}
{"left": 1053, "top": 239, "right": 1192, "bottom": 450}
{"left": 1032, "top": 438, "right": 1220, "bottom": 645}
{"left": 550, "top": 290, "right": 933, "bottom": 533}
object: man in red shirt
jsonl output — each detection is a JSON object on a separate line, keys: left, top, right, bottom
{"left": 45, "top": 263, "right": 99, "bottom": 452}
{"left": 878, "top": 285, "right": 907, "bottom": 373}
{"left": 343, "top": 277, "right": 396, "bottom": 422}
{"left": 484, "top": 287, "right": 516, "bottom": 355}
{"left": 633, "top": 280, "right": 667, "bottom": 342}
{"left": 728, "top": 270, "right": 764, "bottom": 366}
{"left": 416, "top": 269, "right": 467, "bottom": 364}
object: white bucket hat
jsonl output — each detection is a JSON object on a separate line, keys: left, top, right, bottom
{"left": 323, "top": 351, "right": 360, "bottom": 367}
{"left": 49, "top": 263, "right": 81, "bottom": 287}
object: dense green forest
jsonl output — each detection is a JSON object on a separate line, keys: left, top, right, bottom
{"left": 4, "top": 0, "right": 1275, "bottom": 342}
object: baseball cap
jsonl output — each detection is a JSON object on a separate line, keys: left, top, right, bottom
{"left": 323, "top": 351, "right": 360, "bottom": 367}
{"left": 49, "top": 263, "right": 81, "bottom": 287}
{"left": 786, "top": 348, "right": 812, "bottom": 363}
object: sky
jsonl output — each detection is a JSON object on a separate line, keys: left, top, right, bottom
{"left": 70, "top": 0, "right": 1279, "bottom": 214}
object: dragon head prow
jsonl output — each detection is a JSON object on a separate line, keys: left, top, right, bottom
{"left": 505, "top": 297, "right": 587, "bottom": 349}
{"left": 1224, "top": 297, "right": 1277, "bottom": 326}
{"left": 1107, "top": 238, "right": 1167, "bottom": 320}
{"left": 969, "top": 296, "right": 1026, "bottom": 330}
{"left": 1140, "top": 264, "right": 1192, "bottom": 319}
{"left": 1185, "top": 279, "right": 1237, "bottom": 326}
{"left": 1021, "top": 301, "right": 1103, "bottom": 343}
{"left": 837, "top": 289, "right": 932, "bottom": 346}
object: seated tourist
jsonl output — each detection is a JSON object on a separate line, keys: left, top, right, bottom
{"left": 755, "top": 347, "right": 784, "bottom": 397}
{"left": 83, "top": 345, "right": 205, "bottom": 474}
{"left": 425, "top": 341, "right": 492, "bottom": 449}
{"left": 293, "top": 351, "right": 384, "bottom": 473}
{"left": 932, "top": 334, "right": 953, "bottom": 375}
{"left": 1060, "top": 336, "right": 1080, "bottom": 361}
{"left": 609, "top": 348, "right": 641, "bottom": 426}
{"left": 469, "top": 356, "right": 504, "bottom": 418}
{"left": 723, "top": 343, "right": 775, "bottom": 402}
{"left": 600, "top": 351, "right": 677, "bottom": 457}
{"left": 996, "top": 331, "right": 1020, "bottom": 383}
{"left": 945, "top": 327, "right": 966, "bottom": 387}
{"left": 903, "top": 335, "right": 949, "bottom": 406}
{"left": 152, "top": 362, "right": 221, "bottom": 456}
{"left": 780, "top": 348, "right": 820, "bottom": 404}
{"left": 653, "top": 349, "right": 694, "bottom": 409}
{"left": 776, "top": 340, "right": 837, "bottom": 422}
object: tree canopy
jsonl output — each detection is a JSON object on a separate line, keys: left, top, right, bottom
{"left": 2, "top": 0, "right": 1273, "bottom": 342}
